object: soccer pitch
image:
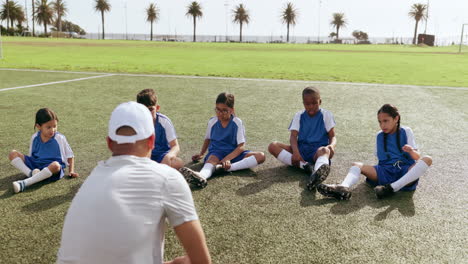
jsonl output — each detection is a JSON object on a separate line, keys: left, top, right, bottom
{"left": 0, "top": 68, "right": 466, "bottom": 263}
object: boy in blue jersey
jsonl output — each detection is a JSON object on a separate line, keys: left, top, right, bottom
{"left": 317, "top": 104, "right": 432, "bottom": 200}
{"left": 179, "top": 92, "right": 265, "bottom": 188}
{"left": 137, "top": 89, "right": 184, "bottom": 169}
{"left": 268, "top": 87, "right": 336, "bottom": 191}
{"left": 9, "top": 108, "right": 78, "bottom": 193}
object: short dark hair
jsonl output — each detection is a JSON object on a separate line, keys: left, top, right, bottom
{"left": 136, "top": 89, "right": 158, "bottom": 107}
{"left": 216, "top": 92, "right": 235, "bottom": 108}
{"left": 35, "top": 108, "right": 58, "bottom": 127}
{"left": 302, "top": 86, "right": 320, "bottom": 99}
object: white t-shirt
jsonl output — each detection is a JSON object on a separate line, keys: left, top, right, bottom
{"left": 57, "top": 155, "right": 198, "bottom": 264}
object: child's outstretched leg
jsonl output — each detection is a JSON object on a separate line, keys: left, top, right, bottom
{"left": 268, "top": 142, "right": 309, "bottom": 169}
{"left": 225, "top": 152, "right": 265, "bottom": 172}
{"left": 317, "top": 162, "right": 377, "bottom": 200}
{"left": 9, "top": 150, "right": 39, "bottom": 178}
{"left": 179, "top": 156, "right": 221, "bottom": 189}
{"left": 306, "top": 147, "right": 332, "bottom": 191}
{"left": 375, "top": 156, "right": 432, "bottom": 199}
{"left": 12, "top": 162, "right": 61, "bottom": 193}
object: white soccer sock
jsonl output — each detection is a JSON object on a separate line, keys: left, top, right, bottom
{"left": 199, "top": 163, "right": 215, "bottom": 180}
{"left": 390, "top": 160, "right": 429, "bottom": 192}
{"left": 314, "top": 155, "right": 329, "bottom": 171}
{"left": 228, "top": 156, "right": 258, "bottom": 171}
{"left": 11, "top": 157, "right": 31, "bottom": 176}
{"left": 24, "top": 167, "right": 53, "bottom": 187}
{"left": 277, "top": 150, "right": 292, "bottom": 166}
{"left": 299, "top": 161, "right": 308, "bottom": 168}
{"left": 340, "top": 166, "right": 361, "bottom": 188}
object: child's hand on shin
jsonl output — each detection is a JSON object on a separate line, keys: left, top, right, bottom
{"left": 220, "top": 160, "right": 231, "bottom": 170}
{"left": 291, "top": 153, "right": 303, "bottom": 167}
{"left": 192, "top": 154, "right": 203, "bottom": 162}
{"left": 402, "top": 144, "right": 414, "bottom": 153}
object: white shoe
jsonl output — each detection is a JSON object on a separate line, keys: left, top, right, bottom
{"left": 13, "top": 180, "right": 26, "bottom": 193}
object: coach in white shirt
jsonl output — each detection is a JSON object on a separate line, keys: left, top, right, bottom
{"left": 57, "top": 101, "right": 211, "bottom": 264}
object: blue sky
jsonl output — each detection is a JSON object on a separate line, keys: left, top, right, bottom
{"left": 13, "top": 0, "right": 468, "bottom": 39}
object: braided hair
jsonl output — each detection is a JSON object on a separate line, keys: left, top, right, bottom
{"left": 378, "top": 104, "right": 401, "bottom": 154}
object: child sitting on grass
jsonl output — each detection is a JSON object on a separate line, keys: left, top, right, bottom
{"left": 9, "top": 108, "right": 78, "bottom": 193}
{"left": 179, "top": 92, "right": 265, "bottom": 188}
{"left": 317, "top": 104, "right": 432, "bottom": 200}
{"left": 268, "top": 86, "right": 337, "bottom": 191}
{"left": 137, "top": 88, "right": 184, "bottom": 169}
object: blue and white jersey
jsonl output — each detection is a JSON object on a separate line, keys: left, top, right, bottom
{"left": 28, "top": 131, "right": 74, "bottom": 168}
{"left": 205, "top": 115, "right": 246, "bottom": 153}
{"left": 289, "top": 108, "right": 335, "bottom": 147}
{"left": 375, "top": 126, "right": 417, "bottom": 166}
{"left": 152, "top": 113, "right": 177, "bottom": 156}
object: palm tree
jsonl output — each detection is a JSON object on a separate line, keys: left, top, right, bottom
{"left": 280, "top": 2, "right": 297, "bottom": 43}
{"left": 1, "top": 1, "right": 26, "bottom": 29}
{"left": 186, "top": 1, "right": 202, "bottom": 42}
{"left": 94, "top": 0, "right": 111, "bottom": 40}
{"left": 408, "top": 3, "right": 427, "bottom": 45}
{"left": 35, "top": 0, "right": 53, "bottom": 35}
{"left": 330, "top": 13, "right": 346, "bottom": 40}
{"left": 52, "top": 0, "right": 67, "bottom": 33}
{"left": 232, "top": 4, "right": 249, "bottom": 42}
{"left": 146, "top": 3, "right": 159, "bottom": 41}
{"left": 32, "top": 0, "right": 35, "bottom": 36}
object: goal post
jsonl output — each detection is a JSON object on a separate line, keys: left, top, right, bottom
{"left": 0, "top": 27, "right": 3, "bottom": 59}
{"left": 459, "top": 23, "right": 468, "bottom": 53}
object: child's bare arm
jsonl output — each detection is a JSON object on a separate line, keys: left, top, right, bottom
{"left": 192, "top": 139, "right": 210, "bottom": 162}
{"left": 219, "top": 143, "right": 246, "bottom": 169}
{"left": 327, "top": 128, "right": 337, "bottom": 158}
{"left": 289, "top": 130, "right": 304, "bottom": 167}
{"left": 402, "top": 144, "right": 420, "bottom": 160}
{"left": 67, "top": 157, "right": 79, "bottom": 178}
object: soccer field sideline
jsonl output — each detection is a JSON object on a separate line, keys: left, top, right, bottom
{"left": 1, "top": 68, "right": 468, "bottom": 92}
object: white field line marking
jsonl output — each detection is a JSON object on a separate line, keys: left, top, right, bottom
{"left": 0, "top": 74, "right": 115, "bottom": 92}
{"left": 1, "top": 68, "right": 467, "bottom": 91}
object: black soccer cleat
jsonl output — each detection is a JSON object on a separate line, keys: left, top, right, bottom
{"left": 302, "top": 162, "right": 313, "bottom": 175}
{"left": 179, "top": 167, "right": 207, "bottom": 188}
{"left": 374, "top": 184, "right": 394, "bottom": 199}
{"left": 317, "top": 184, "right": 352, "bottom": 200}
{"left": 306, "top": 164, "right": 330, "bottom": 191}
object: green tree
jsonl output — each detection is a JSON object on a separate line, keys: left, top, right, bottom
{"left": 408, "top": 3, "right": 427, "bottom": 45}
{"left": 186, "top": 1, "right": 202, "bottom": 42}
{"left": 146, "top": 3, "right": 159, "bottom": 41}
{"left": 35, "top": 0, "right": 53, "bottom": 35}
{"left": 232, "top": 3, "right": 249, "bottom": 42}
{"left": 52, "top": 0, "right": 67, "bottom": 32}
{"left": 1, "top": 0, "right": 24, "bottom": 29}
{"left": 94, "top": 0, "right": 111, "bottom": 40}
{"left": 280, "top": 2, "right": 297, "bottom": 43}
{"left": 330, "top": 13, "right": 346, "bottom": 40}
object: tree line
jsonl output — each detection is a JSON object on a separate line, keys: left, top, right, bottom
{"left": 1, "top": 0, "right": 428, "bottom": 45}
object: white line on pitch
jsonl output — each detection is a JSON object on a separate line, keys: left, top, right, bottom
{"left": 1, "top": 68, "right": 467, "bottom": 91}
{"left": 0, "top": 74, "right": 115, "bottom": 92}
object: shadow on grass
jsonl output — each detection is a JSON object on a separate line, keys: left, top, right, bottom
{"left": 303, "top": 181, "right": 416, "bottom": 220}
{"left": 21, "top": 181, "right": 81, "bottom": 213}
{"left": 236, "top": 166, "right": 307, "bottom": 196}
{"left": 0, "top": 173, "right": 30, "bottom": 199}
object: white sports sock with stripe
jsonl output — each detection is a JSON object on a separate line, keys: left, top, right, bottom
{"left": 277, "top": 150, "right": 308, "bottom": 168}
{"left": 228, "top": 156, "right": 258, "bottom": 171}
{"left": 199, "top": 163, "right": 215, "bottom": 180}
{"left": 390, "top": 160, "right": 429, "bottom": 192}
{"left": 11, "top": 157, "right": 31, "bottom": 176}
{"left": 340, "top": 166, "right": 361, "bottom": 188}
{"left": 24, "top": 167, "right": 53, "bottom": 187}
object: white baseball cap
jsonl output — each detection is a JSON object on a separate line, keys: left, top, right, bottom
{"left": 108, "top": 101, "right": 155, "bottom": 144}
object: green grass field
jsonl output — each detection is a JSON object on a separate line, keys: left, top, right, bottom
{"left": 1, "top": 37, "right": 468, "bottom": 87}
{"left": 0, "top": 67, "right": 466, "bottom": 263}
